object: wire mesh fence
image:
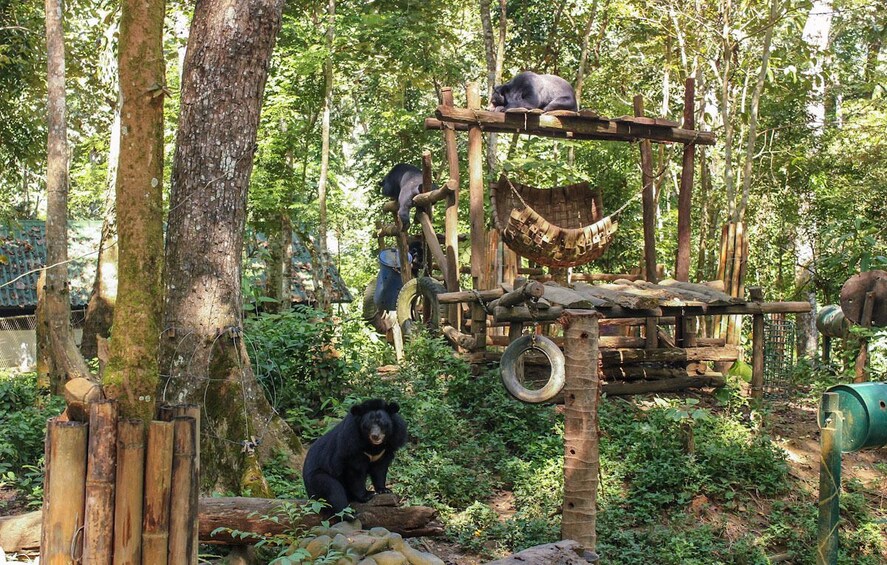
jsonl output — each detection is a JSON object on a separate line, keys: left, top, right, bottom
{"left": 763, "top": 313, "right": 796, "bottom": 398}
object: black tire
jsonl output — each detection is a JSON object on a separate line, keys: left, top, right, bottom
{"left": 500, "top": 335, "right": 565, "bottom": 403}
{"left": 361, "top": 277, "right": 378, "bottom": 322}
{"left": 395, "top": 276, "right": 445, "bottom": 337}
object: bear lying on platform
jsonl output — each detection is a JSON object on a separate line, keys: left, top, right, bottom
{"left": 490, "top": 71, "right": 578, "bottom": 112}
{"left": 302, "top": 399, "right": 408, "bottom": 516}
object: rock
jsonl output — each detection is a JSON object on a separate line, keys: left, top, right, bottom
{"left": 368, "top": 551, "right": 408, "bottom": 565}
{"left": 402, "top": 545, "right": 446, "bottom": 565}
{"left": 367, "top": 535, "right": 389, "bottom": 555}
{"left": 331, "top": 533, "right": 349, "bottom": 552}
{"left": 369, "top": 527, "right": 390, "bottom": 537}
{"left": 331, "top": 520, "right": 361, "bottom": 535}
{"left": 346, "top": 534, "right": 378, "bottom": 555}
{"left": 306, "top": 535, "right": 332, "bottom": 558}
{"left": 357, "top": 558, "right": 378, "bottom": 565}
{"left": 386, "top": 532, "right": 404, "bottom": 552}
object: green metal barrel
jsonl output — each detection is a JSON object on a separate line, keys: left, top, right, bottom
{"left": 818, "top": 383, "right": 887, "bottom": 452}
{"left": 816, "top": 305, "right": 850, "bottom": 338}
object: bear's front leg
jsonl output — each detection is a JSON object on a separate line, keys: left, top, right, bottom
{"left": 343, "top": 468, "right": 372, "bottom": 503}
{"left": 368, "top": 456, "right": 394, "bottom": 494}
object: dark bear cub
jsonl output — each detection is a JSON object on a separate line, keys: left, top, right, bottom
{"left": 302, "top": 399, "right": 408, "bottom": 516}
{"left": 490, "top": 71, "right": 578, "bottom": 112}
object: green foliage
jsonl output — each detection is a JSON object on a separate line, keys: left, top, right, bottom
{"left": 0, "top": 372, "right": 64, "bottom": 477}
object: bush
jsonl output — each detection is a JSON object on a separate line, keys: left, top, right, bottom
{"left": 0, "top": 372, "right": 64, "bottom": 477}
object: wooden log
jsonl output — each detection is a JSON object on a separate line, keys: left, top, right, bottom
{"left": 114, "top": 419, "right": 146, "bottom": 565}
{"left": 467, "top": 82, "right": 487, "bottom": 350}
{"left": 417, "top": 210, "right": 448, "bottom": 277}
{"left": 168, "top": 416, "right": 198, "bottom": 565}
{"left": 412, "top": 180, "right": 455, "bottom": 207}
{"left": 199, "top": 495, "right": 443, "bottom": 543}
{"left": 441, "top": 87, "right": 462, "bottom": 329}
{"left": 0, "top": 496, "right": 444, "bottom": 554}
{"left": 600, "top": 346, "right": 740, "bottom": 365}
{"left": 657, "top": 279, "right": 741, "bottom": 304}
{"left": 561, "top": 310, "right": 603, "bottom": 551}
{"left": 381, "top": 199, "right": 399, "bottom": 213}
{"left": 41, "top": 418, "right": 88, "bottom": 565}
{"left": 141, "top": 421, "right": 174, "bottom": 565}
{"left": 697, "top": 337, "right": 727, "bottom": 347}
{"left": 539, "top": 283, "right": 596, "bottom": 308}
{"left": 487, "top": 334, "right": 646, "bottom": 349}
{"left": 855, "top": 290, "right": 876, "bottom": 383}
{"left": 676, "top": 78, "right": 695, "bottom": 282}
{"left": 727, "top": 222, "right": 745, "bottom": 345}
{"left": 486, "top": 540, "right": 592, "bottom": 564}
{"left": 602, "top": 366, "right": 689, "bottom": 381}
{"left": 441, "top": 324, "right": 476, "bottom": 350}
{"left": 603, "top": 374, "right": 726, "bottom": 396}
{"left": 493, "top": 304, "right": 564, "bottom": 323}
{"left": 749, "top": 287, "right": 765, "bottom": 400}
{"left": 438, "top": 287, "right": 504, "bottom": 304}
{"left": 170, "top": 402, "right": 201, "bottom": 563}
{"left": 396, "top": 216, "right": 412, "bottom": 286}
{"left": 63, "top": 376, "right": 104, "bottom": 422}
{"left": 634, "top": 95, "right": 658, "bottom": 286}
{"left": 83, "top": 400, "right": 118, "bottom": 565}
{"left": 570, "top": 272, "right": 640, "bottom": 283}
{"left": 489, "top": 280, "right": 545, "bottom": 309}
{"left": 376, "top": 223, "right": 401, "bottom": 237}
{"left": 434, "top": 104, "right": 717, "bottom": 145}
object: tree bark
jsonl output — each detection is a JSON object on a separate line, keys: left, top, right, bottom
{"left": 39, "top": 0, "right": 91, "bottom": 393}
{"left": 265, "top": 211, "right": 292, "bottom": 313}
{"left": 101, "top": 0, "right": 166, "bottom": 421}
{"left": 737, "top": 0, "right": 778, "bottom": 223}
{"left": 315, "top": 0, "right": 335, "bottom": 312}
{"left": 479, "top": 0, "right": 499, "bottom": 171}
{"left": 162, "top": 0, "right": 299, "bottom": 493}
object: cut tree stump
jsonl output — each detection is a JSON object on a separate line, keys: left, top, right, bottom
{"left": 486, "top": 539, "right": 597, "bottom": 564}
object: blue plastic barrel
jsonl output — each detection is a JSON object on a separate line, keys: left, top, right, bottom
{"left": 374, "top": 248, "right": 410, "bottom": 311}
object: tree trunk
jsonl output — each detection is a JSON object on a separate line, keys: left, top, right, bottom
{"left": 162, "top": 0, "right": 299, "bottom": 493}
{"left": 39, "top": 0, "right": 91, "bottom": 393}
{"left": 737, "top": 0, "right": 778, "bottom": 223}
{"left": 265, "top": 211, "right": 292, "bottom": 313}
{"left": 315, "top": 0, "right": 335, "bottom": 312}
{"left": 479, "top": 0, "right": 498, "bottom": 171}
{"left": 81, "top": 61, "right": 122, "bottom": 361}
{"left": 100, "top": 0, "right": 166, "bottom": 421}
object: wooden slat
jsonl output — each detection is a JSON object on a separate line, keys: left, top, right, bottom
{"left": 434, "top": 105, "right": 716, "bottom": 145}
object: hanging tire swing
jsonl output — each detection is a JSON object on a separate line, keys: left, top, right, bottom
{"left": 500, "top": 335, "right": 566, "bottom": 403}
{"left": 396, "top": 276, "right": 446, "bottom": 337}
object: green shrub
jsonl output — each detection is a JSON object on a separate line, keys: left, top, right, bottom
{"left": 0, "top": 372, "right": 64, "bottom": 477}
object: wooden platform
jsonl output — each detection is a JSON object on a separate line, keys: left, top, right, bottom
{"left": 498, "top": 279, "right": 811, "bottom": 319}
{"left": 426, "top": 106, "right": 716, "bottom": 146}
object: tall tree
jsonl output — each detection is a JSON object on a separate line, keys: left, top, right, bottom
{"left": 161, "top": 0, "right": 299, "bottom": 492}
{"left": 100, "top": 0, "right": 166, "bottom": 421}
{"left": 315, "top": 0, "right": 335, "bottom": 312}
{"left": 38, "top": 0, "right": 91, "bottom": 392}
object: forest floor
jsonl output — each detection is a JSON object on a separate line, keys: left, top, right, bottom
{"left": 420, "top": 387, "right": 887, "bottom": 565}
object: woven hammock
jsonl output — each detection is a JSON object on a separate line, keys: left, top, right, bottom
{"left": 491, "top": 176, "right": 618, "bottom": 268}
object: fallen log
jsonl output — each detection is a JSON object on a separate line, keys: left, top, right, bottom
{"left": 0, "top": 495, "right": 442, "bottom": 553}
{"left": 486, "top": 540, "right": 596, "bottom": 564}
{"left": 603, "top": 373, "right": 726, "bottom": 396}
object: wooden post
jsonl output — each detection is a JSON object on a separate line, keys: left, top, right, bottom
{"left": 113, "top": 419, "right": 146, "bottom": 565}
{"left": 561, "top": 309, "right": 603, "bottom": 552}
{"left": 633, "top": 95, "right": 659, "bottom": 350}
{"left": 467, "top": 82, "right": 487, "bottom": 350}
{"left": 854, "top": 290, "right": 875, "bottom": 382}
{"left": 727, "top": 222, "right": 746, "bottom": 346}
{"left": 172, "top": 404, "right": 200, "bottom": 563}
{"left": 83, "top": 400, "right": 118, "bottom": 565}
{"left": 750, "top": 287, "right": 765, "bottom": 401}
{"left": 441, "top": 87, "right": 461, "bottom": 327}
{"left": 41, "top": 419, "right": 88, "bottom": 565}
{"left": 676, "top": 77, "right": 695, "bottom": 282}
{"left": 141, "top": 421, "right": 174, "bottom": 565}
{"left": 168, "top": 416, "right": 198, "bottom": 565}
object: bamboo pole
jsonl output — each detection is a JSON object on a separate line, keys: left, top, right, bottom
{"left": 41, "top": 418, "right": 88, "bottom": 565}
{"left": 561, "top": 310, "right": 603, "bottom": 551}
{"left": 727, "top": 222, "right": 745, "bottom": 345}
{"left": 168, "top": 416, "right": 198, "bottom": 565}
{"left": 83, "top": 400, "right": 119, "bottom": 565}
{"left": 750, "top": 287, "right": 765, "bottom": 401}
{"left": 172, "top": 404, "right": 200, "bottom": 563}
{"left": 113, "top": 419, "right": 146, "bottom": 565}
{"left": 467, "top": 82, "right": 487, "bottom": 350}
{"left": 441, "top": 87, "right": 461, "bottom": 327}
{"left": 141, "top": 421, "right": 174, "bottom": 565}
{"left": 633, "top": 95, "right": 657, "bottom": 285}
{"left": 816, "top": 392, "right": 842, "bottom": 565}
{"left": 676, "top": 77, "right": 695, "bottom": 282}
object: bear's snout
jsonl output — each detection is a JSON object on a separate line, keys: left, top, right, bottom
{"left": 368, "top": 424, "right": 386, "bottom": 445}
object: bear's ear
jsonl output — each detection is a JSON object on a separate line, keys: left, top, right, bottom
{"left": 351, "top": 403, "right": 366, "bottom": 417}
{"left": 386, "top": 402, "right": 400, "bottom": 414}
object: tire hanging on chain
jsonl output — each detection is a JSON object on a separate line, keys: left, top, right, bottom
{"left": 500, "top": 334, "right": 565, "bottom": 403}
{"left": 395, "top": 276, "right": 445, "bottom": 337}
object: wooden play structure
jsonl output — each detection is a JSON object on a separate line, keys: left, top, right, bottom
{"left": 376, "top": 79, "right": 812, "bottom": 551}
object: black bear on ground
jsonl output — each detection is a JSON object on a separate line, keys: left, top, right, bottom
{"left": 381, "top": 163, "right": 424, "bottom": 230}
{"left": 302, "top": 399, "right": 408, "bottom": 516}
{"left": 490, "top": 71, "right": 578, "bottom": 112}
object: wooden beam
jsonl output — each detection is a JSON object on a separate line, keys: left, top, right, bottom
{"left": 676, "top": 77, "right": 695, "bottom": 282}
{"left": 750, "top": 287, "right": 765, "bottom": 400}
{"left": 434, "top": 105, "right": 716, "bottom": 145}
{"left": 467, "top": 82, "right": 486, "bottom": 350}
{"left": 603, "top": 374, "right": 725, "bottom": 395}
{"left": 441, "top": 88, "right": 461, "bottom": 329}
